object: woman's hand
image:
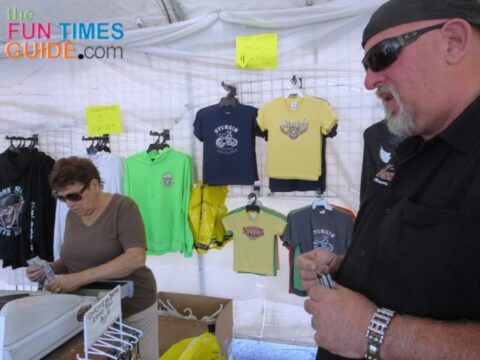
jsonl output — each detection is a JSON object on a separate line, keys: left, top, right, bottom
{"left": 26, "top": 266, "right": 47, "bottom": 282}
{"left": 47, "top": 273, "right": 84, "bottom": 294}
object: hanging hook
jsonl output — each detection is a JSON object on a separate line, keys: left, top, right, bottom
{"left": 149, "top": 130, "right": 161, "bottom": 144}
{"left": 221, "top": 81, "right": 237, "bottom": 97}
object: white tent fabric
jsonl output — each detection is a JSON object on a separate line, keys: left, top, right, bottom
{"left": 0, "top": 0, "right": 388, "bottom": 308}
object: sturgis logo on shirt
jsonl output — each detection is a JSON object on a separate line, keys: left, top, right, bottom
{"left": 242, "top": 226, "right": 264, "bottom": 240}
{"left": 162, "top": 173, "right": 173, "bottom": 186}
{"left": 0, "top": 186, "right": 24, "bottom": 237}
{"left": 280, "top": 119, "right": 308, "bottom": 139}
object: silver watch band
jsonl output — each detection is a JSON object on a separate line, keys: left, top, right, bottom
{"left": 365, "top": 307, "right": 396, "bottom": 360}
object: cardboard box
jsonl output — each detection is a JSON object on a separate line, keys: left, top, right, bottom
{"left": 157, "top": 292, "right": 233, "bottom": 358}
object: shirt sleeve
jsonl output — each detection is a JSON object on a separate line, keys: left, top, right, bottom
{"left": 182, "top": 155, "right": 194, "bottom": 257}
{"left": 256, "top": 105, "right": 268, "bottom": 132}
{"left": 117, "top": 197, "right": 147, "bottom": 250}
{"left": 281, "top": 214, "right": 293, "bottom": 248}
{"left": 320, "top": 102, "right": 338, "bottom": 136}
{"left": 193, "top": 109, "right": 204, "bottom": 141}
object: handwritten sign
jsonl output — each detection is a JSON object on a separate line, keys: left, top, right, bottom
{"left": 85, "top": 104, "right": 123, "bottom": 136}
{"left": 236, "top": 33, "right": 278, "bottom": 69}
{"left": 83, "top": 285, "right": 122, "bottom": 348}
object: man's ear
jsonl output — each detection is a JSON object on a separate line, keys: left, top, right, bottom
{"left": 442, "top": 19, "right": 472, "bottom": 65}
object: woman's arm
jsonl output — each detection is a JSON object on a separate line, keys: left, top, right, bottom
{"left": 47, "top": 247, "right": 145, "bottom": 293}
{"left": 51, "top": 258, "right": 69, "bottom": 274}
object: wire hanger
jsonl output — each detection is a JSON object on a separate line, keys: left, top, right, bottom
{"left": 312, "top": 189, "right": 333, "bottom": 211}
{"left": 285, "top": 75, "right": 304, "bottom": 98}
{"left": 219, "top": 81, "right": 239, "bottom": 108}
{"left": 147, "top": 130, "right": 170, "bottom": 152}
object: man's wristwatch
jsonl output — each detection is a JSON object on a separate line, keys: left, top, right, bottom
{"left": 365, "top": 307, "right": 396, "bottom": 359}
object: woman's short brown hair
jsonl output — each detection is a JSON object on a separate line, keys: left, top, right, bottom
{"left": 49, "top": 156, "right": 101, "bottom": 191}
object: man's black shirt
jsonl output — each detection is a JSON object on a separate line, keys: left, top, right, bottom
{"left": 318, "top": 96, "right": 480, "bottom": 360}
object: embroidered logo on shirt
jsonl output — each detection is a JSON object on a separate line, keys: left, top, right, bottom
{"left": 373, "top": 163, "right": 396, "bottom": 186}
{"left": 0, "top": 186, "right": 24, "bottom": 237}
{"left": 313, "top": 229, "right": 335, "bottom": 252}
{"left": 242, "top": 226, "right": 264, "bottom": 240}
{"left": 379, "top": 146, "right": 391, "bottom": 163}
{"left": 162, "top": 173, "right": 173, "bottom": 186}
{"left": 280, "top": 119, "right": 308, "bottom": 139}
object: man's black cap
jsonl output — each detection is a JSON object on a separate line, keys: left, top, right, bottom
{"left": 362, "top": 0, "right": 480, "bottom": 47}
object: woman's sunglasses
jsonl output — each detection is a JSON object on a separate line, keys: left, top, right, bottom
{"left": 362, "top": 23, "right": 445, "bottom": 72}
{"left": 53, "top": 181, "right": 90, "bottom": 202}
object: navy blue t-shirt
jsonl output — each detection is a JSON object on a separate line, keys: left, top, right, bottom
{"left": 193, "top": 104, "right": 259, "bottom": 185}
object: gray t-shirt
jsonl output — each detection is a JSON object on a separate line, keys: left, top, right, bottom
{"left": 61, "top": 194, "right": 156, "bottom": 317}
{"left": 283, "top": 205, "right": 354, "bottom": 295}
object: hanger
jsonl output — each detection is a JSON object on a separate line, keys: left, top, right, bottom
{"left": 96, "top": 136, "right": 111, "bottom": 153}
{"left": 86, "top": 139, "right": 98, "bottom": 155}
{"left": 27, "top": 134, "right": 38, "bottom": 150}
{"left": 245, "top": 185, "right": 262, "bottom": 213}
{"left": 312, "top": 191, "right": 333, "bottom": 211}
{"left": 245, "top": 192, "right": 260, "bottom": 213}
{"left": 7, "top": 137, "right": 21, "bottom": 153}
{"left": 285, "top": 75, "right": 304, "bottom": 98}
{"left": 82, "top": 135, "right": 110, "bottom": 155}
{"left": 219, "top": 81, "right": 239, "bottom": 108}
{"left": 6, "top": 135, "right": 38, "bottom": 153}
{"left": 147, "top": 130, "right": 170, "bottom": 152}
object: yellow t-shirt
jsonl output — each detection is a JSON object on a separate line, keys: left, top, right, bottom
{"left": 222, "top": 207, "right": 286, "bottom": 276}
{"left": 257, "top": 96, "right": 337, "bottom": 180}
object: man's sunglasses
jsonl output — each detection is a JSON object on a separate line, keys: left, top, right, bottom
{"left": 53, "top": 181, "right": 90, "bottom": 202}
{"left": 362, "top": 23, "right": 445, "bottom": 72}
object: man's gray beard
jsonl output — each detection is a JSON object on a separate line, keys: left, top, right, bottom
{"left": 383, "top": 88, "right": 415, "bottom": 138}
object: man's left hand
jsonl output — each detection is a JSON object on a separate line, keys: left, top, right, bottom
{"left": 305, "top": 283, "right": 377, "bottom": 358}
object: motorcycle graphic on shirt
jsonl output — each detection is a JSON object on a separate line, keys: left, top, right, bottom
{"left": 216, "top": 131, "right": 238, "bottom": 148}
{"left": 313, "top": 228, "right": 335, "bottom": 252}
{"left": 214, "top": 125, "right": 240, "bottom": 155}
{"left": 0, "top": 187, "right": 24, "bottom": 237}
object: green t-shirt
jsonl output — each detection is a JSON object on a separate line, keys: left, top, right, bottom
{"left": 124, "top": 148, "right": 193, "bottom": 257}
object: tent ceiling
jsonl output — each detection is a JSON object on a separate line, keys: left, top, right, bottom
{"left": 1, "top": 0, "right": 333, "bottom": 32}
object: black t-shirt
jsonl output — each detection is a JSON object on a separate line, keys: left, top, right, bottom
{"left": 317, "top": 96, "right": 480, "bottom": 360}
{"left": 193, "top": 103, "right": 259, "bottom": 185}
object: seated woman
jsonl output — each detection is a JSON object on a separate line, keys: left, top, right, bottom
{"left": 27, "top": 156, "right": 158, "bottom": 360}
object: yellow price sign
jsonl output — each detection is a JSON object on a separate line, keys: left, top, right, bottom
{"left": 236, "top": 33, "right": 278, "bottom": 69}
{"left": 85, "top": 104, "right": 123, "bottom": 136}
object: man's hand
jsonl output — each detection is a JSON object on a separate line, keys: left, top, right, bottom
{"left": 305, "top": 283, "right": 376, "bottom": 358}
{"left": 47, "top": 273, "right": 84, "bottom": 294}
{"left": 297, "top": 250, "right": 342, "bottom": 292}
